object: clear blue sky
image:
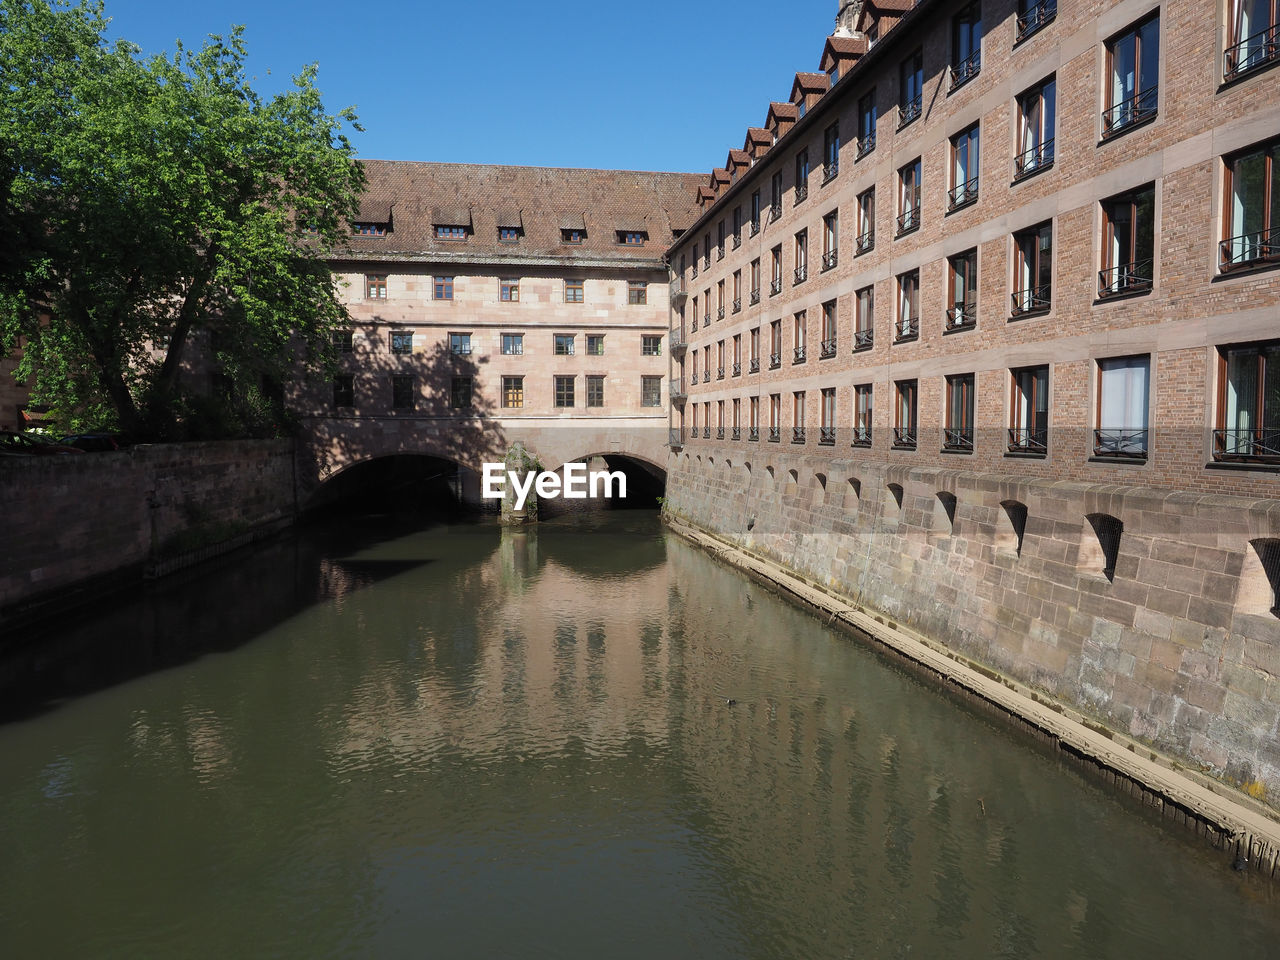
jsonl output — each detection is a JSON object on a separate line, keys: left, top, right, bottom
{"left": 104, "top": 0, "right": 839, "bottom": 173}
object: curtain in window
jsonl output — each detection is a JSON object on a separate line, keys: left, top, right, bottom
{"left": 1099, "top": 357, "right": 1149, "bottom": 453}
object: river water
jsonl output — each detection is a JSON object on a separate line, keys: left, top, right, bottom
{"left": 0, "top": 512, "right": 1276, "bottom": 958}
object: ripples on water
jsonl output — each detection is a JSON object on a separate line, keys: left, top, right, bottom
{"left": 0, "top": 512, "right": 1275, "bottom": 959}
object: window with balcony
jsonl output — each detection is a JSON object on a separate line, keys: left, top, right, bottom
{"left": 897, "top": 159, "right": 921, "bottom": 235}
{"left": 434, "top": 275, "right": 453, "bottom": 300}
{"left": 717, "top": 221, "right": 726, "bottom": 258}
{"left": 794, "top": 230, "right": 808, "bottom": 284}
{"left": 855, "top": 286, "right": 874, "bottom": 351}
{"left": 1015, "top": 77, "right": 1056, "bottom": 179}
{"left": 822, "top": 212, "right": 839, "bottom": 271}
{"left": 565, "top": 278, "right": 584, "bottom": 303}
{"left": 554, "top": 333, "right": 575, "bottom": 356}
{"left": 1016, "top": 0, "right": 1056, "bottom": 43}
{"left": 793, "top": 391, "right": 807, "bottom": 443}
{"left": 820, "top": 388, "right": 837, "bottom": 444}
{"left": 1100, "top": 185, "right": 1155, "bottom": 297}
{"left": 771, "top": 171, "right": 784, "bottom": 219}
{"left": 500, "top": 277, "right": 520, "bottom": 302}
{"left": 947, "top": 249, "right": 978, "bottom": 330}
{"left": 1095, "top": 355, "right": 1150, "bottom": 458}
{"left": 951, "top": 3, "right": 982, "bottom": 90}
{"left": 732, "top": 334, "right": 742, "bottom": 376}
{"left": 365, "top": 274, "right": 387, "bottom": 299}
{"left": 702, "top": 345, "right": 710, "bottom": 381}
{"left": 1215, "top": 341, "right": 1280, "bottom": 463}
{"left": 1013, "top": 221, "right": 1053, "bottom": 316}
{"left": 555, "top": 375, "right": 575, "bottom": 408}
{"left": 732, "top": 398, "right": 742, "bottom": 439}
{"left": 854, "top": 384, "right": 873, "bottom": 445}
{"left": 751, "top": 190, "right": 762, "bottom": 233}
{"left": 749, "top": 396, "right": 761, "bottom": 440}
{"left": 900, "top": 49, "right": 924, "bottom": 127}
{"left": 1009, "top": 365, "right": 1049, "bottom": 455}
{"left": 769, "top": 393, "right": 782, "bottom": 442}
{"left": 750, "top": 259, "right": 762, "bottom": 304}
{"left": 717, "top": 340, "right": 726, "bottom": 379}
{"left": 857, "top": 188, "right": 875, "bottom": 253}
{"left": 503, "top": 376, "right": 524, "bottom": 408}
{"left": 821, "top": 300, "right": 838, "bottom": 358}
{"left": 795, "top": 150, "right": 810, "bottom": 203}
{"left": 733, "top": 270, "right": 742, "bottom": 312}
{"left": 824, "top": 122, "right": 840, "bottom": 180}
{"left": 894, "top": 380, "right": 918, "bottom": 448}
{"left": 333, "top": 374, "right": 354, "bottom": 409}
{"left": 896, "top": 270, "right": 919, "bottom": 342}
{"left": 945, "top": 373, "right": 975, "bottom": 452}
{"left": 1226, "top": 0, "right": 1280, "bottom": 82}
{"left": 1103, "top": 15, "right": 1159, "bottom": 139}
{"left": 447, "top": 332, "right": 469, "bottom": 356}
{"left": 703, "top": 233, "right": 712, "bottom": 269}
{"left": 733, "top": 206, "right": 743, "bottom": 245}
{"left": 1222, "top": 138, "right": 1279, "bottom": 272}
{"left": 587, "top": 375, "right": 605, "bottom": 408}
{"left": 769, "top": 320, "right": 783, "bottom": 369}
{"left": 750, "top": 327, "right": 761, "bottom": 373}
{"left": 771, "top": 246, "right": 783, "bottom": 295}
{"left": 858, "top": 89, "right": 877, "bottom": 157}
{"left": 949, "top": 124, "right": 980, "bottom": 211}
{"left": 391, "top": 375, "right": 415, "bottom": 410}
{"left": 502, "top": 333, "right": 524, "bottom": 355}
{"left": 793, "top": 310, "right": 807, "bottom": 364}
{"left": 451, "top": 376, "right": 472, "bottom": 409}
{"left": 717, "top": 280, "right": 726, "bottom": 319}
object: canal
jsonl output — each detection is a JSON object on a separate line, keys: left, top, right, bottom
{"left": 0, "top": 512, "right": 1276, "bottom": 958}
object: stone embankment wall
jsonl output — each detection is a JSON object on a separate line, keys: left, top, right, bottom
{"left": 665, "top": 450, "right": 1280, "bottom": 809}
{"left": 0, "top": 440, "right": 296, "bottom": 621}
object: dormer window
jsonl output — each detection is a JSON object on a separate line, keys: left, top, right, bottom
{"left": 499, "top": 227, "right": 522, "bottom": 243}
{"left": 352, "top": 223, "right": 387, "bottom": 237}
{"left": 619, "top": 231, "right": 648, "bottom": 245}
{"left": 436, "top": 225, "right": 468, "bottom": 240}
{"left": 562, "top": 228, "right": 585, "bottom": 244}
{"left": 797, "top": 99, "right": 807, "bottom": 119}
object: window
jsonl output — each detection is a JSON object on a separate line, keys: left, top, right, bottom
{"left": 894, "top": 380, "right": 918, "bottom": 448}
{"left": 769, "top": 319, "right": 782, "bottom": 368}
{"left": 1096, "top": 356, "right": 1150, "bottom": 457}
{"left": 333, "top": 330, "right": 353, "bottom": 353}
{"left": 352, "top": 222, "right": 386, "bottom": 237}
{"left": 771, "top": 246, "right": 783, "bottom": 294}
{"left": 717, "top": 221, "right": 726, "bottom": 257}
{"left": 769, "top": 393, "right": 782, "bottom": 441}
{"left": 732, "top": 398, "right": 741, "bottom": 439}
{"left": 855, "top": 286, "right": 875, "bottom": 350}
{"left": 821, "top": 300, "right": 837, "bottom": 358}
{"left": 448, "top": 332, "right": 469, "bottom": 356}
{"left": 365, "top": 274, "right": 387, "bottom": 299}
{"left": 717, "top": 280, "right": 726, "bottom": 318}
{"left": 1215, "top": 341, "right": 1280, "bottom": 462}
{"left": 621, "top": 231, "right": 648, "bottom": 245}
{"left": 628, "top": 281, "right": 648, "bottom": 305}
{"left": 951, "top": 3, "right": 982, "bottom": 90}
{"left": 565, "top": 278, "right": 585, "bottom": 303}
{"left": 823, "top": 122, "right": 840, "bottom": 180}
{"left": 749, "top": 395, "right": 760, "bottom": 440}
{"left": 750, "top": 327, "right": 761, "bottom": 373}
{"left": 794, "top": 230, "right": 808, "bottom": 284}
{"left": 945, "top": 374, "right": 975, "bottom": 451}
{"left": 554, "top": 334, "right": 575, "bottom": 356}
{"left": 585, "top": 375, "right": 604, "bottom": 408}
{"left": 392, "top": 375, "right": 415, "bottom": 410}
{"left": 1103, "top": 15, "right": 1160, "bottom": 139}
{"left": 770, "top": 171, "right": 784, "bottom": 219}
{"left": 499, "top": 226, "right": 521, "bottom": 243}
{"left": 1013, "top": 222, "right": 1053, "bottom": 315}
{"left": 1100, "top": 185, "right": 1155, "bottom": 297}
{"left": 703, "top": 233, "right": 712, "bottom": 268}
{"left": 1226, "top": 0, "right": 1280, "bottom": 81}
{"left": 562, "top": 228, "right": 585, "bottom": 244}
{"left": 702, "top": 288, "right": 711, "bottom": 325}
{"left": 751, "top": 190, "right": 762, "bottom": 232}
{"left": 1015, "top": 77, "right": 1056, "bottom": 179}
{"left": 451, "top": 376, "right": 472, "bottom": 409}
{"left": 732, "top": 334, "right": 742, "bottom": 375}
{"left": 434, "top": 276, "right": 454, "bottom": 300}
{"left": 732, "top": 270, "right": 742, "bottom": 312}
{"left": 717, "top": 339, "right": 726, "bottom": 378}
{"left": 792, "top": 391, "right": 806, "bottom": 443}
{"left": 555, "top": 376, "right": 575, "bottom": 408}
{"left": 587, "top": 334, "right": 606, "bottom": 356}
{"left": 896, "top": 270, "right": 919, "bottom": 342}
{"left": 436, "top": 225, "right": 468, "bottom": 240}
{"left": 502, "top": 333, "right": 524, "bottom": 356}
{"left": 500, "top": 277, "right": 520, "bottom": 302}
{"left": 733, "top": 206, "right": 742, "bottom": 244}
{"left": 1222, "top": 139, "right": 1280, "bottom": 271}
{"left": 854, "top": 384, "right": 873, "bottom": 445}
{"left": 822, "top": 212, "right": 838, "bottom": 270}
{"left": 897, "top": 159, "right": 921, "bottom": 235}
{"left": 1009, "top": 365, "right": 1050, "bottom": 454}
{"left": 793, "top": 311, "right": 807, "bottom": 364}
{"left": 1016, "top": 0, "right": 1056, "bottom": 43}
{"left": 795, "top": 150, "right": 810, "bottom": 202}
{"left": 503, "top": 376, "right": 524, "bottom": 409}
{"left": 820, "top": 388, "right": 837, "bottom": 444}
{"left": 750, "top": 258, "right": 762, "bottom": 303}
{"left": 333, "top": 375, "right": 354, "bottom": 409}
{"left": 392, "top": 331, "right": 414, "bottom": 355}
{"left": 857, "top": 188, "right": 875, "bottom": 253}
{"left": 900, "top": 49, "right": 923, "bottom": 127}
{"left": 858, "top": 89, "right": 877, "bottom": 157}
{"left": 949, "top": 124, "right": 980, "bottom": 211}
{"left": 702, "top": 345, "right": 710, "bottom": 381}
{"left": 642, "top": 335, "right": 662, "bottom": 357}
{"left": 642, "top": 376, "right": 662, "bottom": 407}
{"left": 947, "top": 249, "right": 978, "bottom": 330}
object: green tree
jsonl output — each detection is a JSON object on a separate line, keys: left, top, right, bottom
{"left": 0, "top": 0, "right": 365, "bottom": 437}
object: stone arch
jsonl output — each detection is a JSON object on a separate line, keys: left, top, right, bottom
{"left": 301, "top": 451, "right": 475, "bottom": 512}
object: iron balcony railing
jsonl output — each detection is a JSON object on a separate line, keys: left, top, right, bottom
{"left": 703, "top": 313, "right": 711, "bottom": 328}
{"left": 1011, "top": 284, "right": 1052, "bottom": 316}
{"left": 701, "top": 426, "right": 709, "bottom": 438}
{"left": 732, "top": 297, "right": 742, "bottom": 313}
{"left": 750, "top": 219, "right": 761, "bottom": 236}
{"left": 668, "top": 428, "right": 684, "bottom": 448}
{"left": 1098, "top": 259, "right": 1153, "bottom": 298}
{"left": 896, "top": 204, "right": 920, "bottom": 236}
{"left": 855, "top": 230, "right": 874, "bottom": 254}
{"left": 946, "top": 303, "right": 977, "bottom": 330}
{"left": 717, "top": 306, "right": 725, "bottom": 320}
{"left": 716, "top": 427, "right": 725, "bottom": 439}
{"left": 793, "top": 345, "right": 807, "bottom": 364}
{"left": 770, "top": 278, "right": 783, "bottom": 295}
{"left": 820, "top": 337, "right": 837, "bottom": 358}
{"left": 822, "top": 250, "right": 838, "bottom": 271}
{"left": 748, "top": 426, "right": 760, "bottom": 442}
{"left": 769, "top": 351, "right": 782, "bottom": 369}
{"left": 732, "top": 361, "right": 741, "bottom": 377}
{"left": 1213, "top": 428, "right": 1280, "bottom": 463}
{"left": 795, "top": 183, "right": 808, "bottom": 203}
{"left": 702, "top": 370, "right": 710, "bottom": 383}
{"left": 947, "top": 176, "right": 979, "bottom": 211}
{"left": 750, "top": 288, "right": 761, "bottom": 305}
{"left": 1219, "top": 228, "right": 1278, "bottom": 272}
{"left": 670, "top": 327, "right": 686, "bottom": 348}
{"left": 770, "top": 201, "right": 783, "bottom": 222}
{"left": 1014, "top": 138, "right": 1055, "bottom": 179}
{"left": 717, "top": 366, "right": 725, "bottom": 380}
{"left": 669, "top": 377, "right": 687, "bottom": 399}
{"left": 895, "top": 316, "right": 920, "bottom": 342}
{"left": 717, "top": 244, "right": 725, "bottom": 260}
{"left": 854, "top": 328, "right": 874, "bottom": 351}
{"left": 943, "top": 427, "right": 974, "bottom": 452}
{"left": 857, "top": 133, "right": 876, "bottom": 159}
{"left": 899, "top": 96, "right": 922, "bottom": 128}
{"left": 703, "top": 253, "right": 711, "bottom": 269}
{"left": 1094, "top": 427, "right": 1149, "bottom": 458}
{"left": 769, "top": 426, "right": 781, "bottom": 442}
{"left": 731, "top": 427, "right": 741, "bottom": 440}
{"left": 819, "top": 426, "right": 836, "bottom": 445}
{"left": 1224, "top": 23, "right": 1280, "bottom": 82}
{"left": 1008, "top": 427, "right": 1048, "bottom": 454}
{"left": 794, "top": 265, "right": 808, "bottom": 284}
{"left": 893, "top": 427, "right": 917, "bottom": 449}
{"left": 691, "top": 262, "right": 698, "bottom": 279}
{"left": 1101, "top": 85, "right": 1158, "bottom": 139}
{"left": 792, "top": 426, "right": 807, "bottom": 443}
{"left": 823, "top": 159, "right": 839, "bottom": 182}
{"left": 852, "top": 427, "right": 872, "bottom": 447}
{"left": 749, "top": 357, "right": 760, "bottom": 373}
{"left": 669, "top": 277, "right": 687, "bottom": 305}
{"left": 732, "top": 233, "right": 742, "bottom": 249}
{"left": 1016, "top": 0, "right": 1056, "bottom": 43}
{"left": 950, "top": 51, "right": 980, "bottom": 91}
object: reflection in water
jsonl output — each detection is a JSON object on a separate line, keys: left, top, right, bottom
{"left": 0, "top": 513, "right": 1276, "bottom": 959}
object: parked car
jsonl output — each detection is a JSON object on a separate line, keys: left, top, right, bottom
{"left": 0, "top": 431, "right": 86, "bottom": 455}
{"left": 60, "top": 433, "right": 123, "bottom": 452}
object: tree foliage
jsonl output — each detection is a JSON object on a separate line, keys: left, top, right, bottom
{"left": 0, "top": 0, "right": 365, "bottom": 437}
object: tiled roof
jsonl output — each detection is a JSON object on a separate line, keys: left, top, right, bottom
{"left": 793, "top": 72, "right": 831, "bottom": 93}
{"left": 767, "top": 101, "right": 800, "bottom": 121}
{"left": 823, "top": 35, "right": 870, "bottom": 59}
{"left": 745, "top": 128, "right": 772, "bottom": 146}
{"left": 337, "top": 160, "right": 702, "bottom": 263}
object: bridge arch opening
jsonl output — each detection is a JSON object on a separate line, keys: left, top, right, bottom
{"left": 538, "top": 453, "right": 667, "bottom": 517}
{"left": 304, "top": 454, "right": 478, "bottom": 517}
